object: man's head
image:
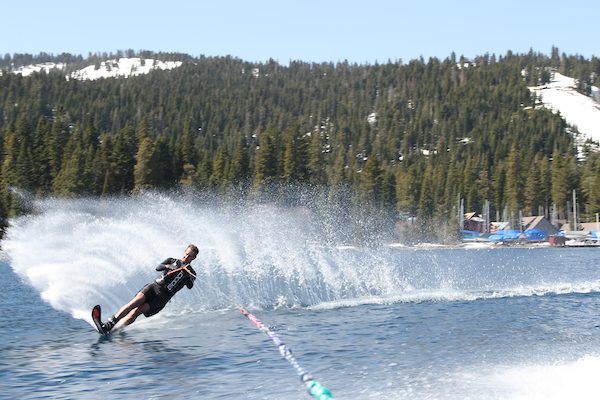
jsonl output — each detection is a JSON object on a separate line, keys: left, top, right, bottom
{"left": 182, "top": 244, "right": 199, "bottom": 263}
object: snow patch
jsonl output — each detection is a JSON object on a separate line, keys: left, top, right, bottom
{"left": 529, "top": 72, "right": 600, "bottom": 145}
{"left": 69, "top": 58, "right": 182, "bottom": 81}
{"left": 10, "top": 62, "right": 67, "bottom": 76}
{"left": 367, "top": 112, "right": 377, "bottom": 125}
{"left": 5, "top": 58, "right": 182, "bottom": 81}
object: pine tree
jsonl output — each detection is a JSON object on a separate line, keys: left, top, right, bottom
{"left": 98, "top": 134, "right": 116, "bottom": 195}
{"left": 32, "top": 117, "right": 53, "bottom": 195}
{"left": 417, "top": 163, "right": 435, "bottom": 220}
{"left": 153, "top": 136, "right": 174, "bottom": 188}
{"left": 307, "top": 130, "right": 325, "bottom": 184}
{"left": 112, "top": 126, "right": 136, "bottom": 193}
{"left": 0, "top": 127, "right": 18, "bottom": 214}
{"left": 281, "top": 124, "right": 308, "bottom": 182}
{"left": 195, "top": 150, "right": 212, "bottom": 188}
{"left": 134, "top": 136, "right": 156, "bottom": 191}
{"left": 551, "top": 152, "right": 569, "bottom": 218}
{"left": 137, "top": 114, "right": 151, "bottom": 142}
{"left": 253, "top": 128, "right": 277, "bottom": 188}
{"left": 13, "top": 116, "right": 34, "bottom": 191}
{"left": 180, "top": 118, "right": 198, "bottom": 166}
{"left": 46, "top": 116, "right": 69, "bottom": 180}
{"left": 282, "top": 127, "right": 297, "bottom": 182}
{"left": 580, "top": 155, "right": 600, "bottom": 220}
{"left": 52, "top": 129, "right": 86, "bottom": 196}
{"left": 492, "top": 162, "right": 505, "bottom": 219}
{"left": 228, "top": 136, "right": 249, "bottom": 184}
{"left": 538, "top": 155, "right": 552, "bottom": 216}
{"left": 210, "top": 143, "right": 229, "bottom": 187}
{"left": 522, "top": 156, "right": 538, "bottom": 216}
{"left": 357, "top": 156, "right": 383, "bottom": 207}
{"left": 504, "top": 145, "right": 522, "bottom": 217}
{"left": 328, "top": 145, "right": 347, "bottom": 188}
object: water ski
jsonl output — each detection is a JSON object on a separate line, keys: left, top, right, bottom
{"left": 92, "top": 304, "right": 108, "bottom": 335}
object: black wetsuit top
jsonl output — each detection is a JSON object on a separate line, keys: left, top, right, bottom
{"left": 154, "top": 258, "right": 196, "bottom": 297}
{"left": 138, "top": 258, "right": 196, "bottom": 317}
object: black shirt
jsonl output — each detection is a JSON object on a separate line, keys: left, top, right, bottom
{"left": 154, "top": 258, "right": 196, "bottom": 296}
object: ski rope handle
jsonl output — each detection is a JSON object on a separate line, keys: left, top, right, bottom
{"left": 239, "top": 306, "right": 334, "bottom": 399}
{"left": 165, "top": 262, "right": 193, "bottom": 277}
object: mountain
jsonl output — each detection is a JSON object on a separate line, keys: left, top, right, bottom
{"left": 0, "top": 50, "right": 599, "bottom": 242}
{"left": 7, "top": 56, "right": 599, "bottom": 147}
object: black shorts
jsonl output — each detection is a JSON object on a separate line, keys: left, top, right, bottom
{"left": 140, "top": 282, "right": 171, "bottom": 317}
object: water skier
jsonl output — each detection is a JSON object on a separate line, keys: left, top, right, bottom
{"left": 97, "top": 244, "right": 199, "bottom": 334}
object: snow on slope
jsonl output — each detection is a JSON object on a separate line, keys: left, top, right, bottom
{"left": 69, "top": 58, "right": 182, "bottom": 80}
{"left": 5, "top": 58, "right": 182, "bottom": 81}
{"left": 9, "top": 62, "right": 67, "bottom": 76}
{"left": 529, "top": 72, "right": 600, "bottom": 144}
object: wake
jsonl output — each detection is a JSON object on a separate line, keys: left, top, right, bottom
{"left": 3, "top": 191, "right": 394, "bottom": 322}
{"left": 2, "top": 191, "right": 597, "bottom": 325}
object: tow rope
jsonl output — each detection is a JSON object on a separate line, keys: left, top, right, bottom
{"left": 239, "top": 306, "right": 334, "bottom": 399}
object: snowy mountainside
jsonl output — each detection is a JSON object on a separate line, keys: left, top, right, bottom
{"left": 4, "top": 57, "right": 182, "bottom": 81}
{"left": 69, "top": 58, "right": 182, "bottom": 80}
{"left": 7, "top": 62, "right": 67, "bottom": 76}
{"left": 529, "top": 72, "right": 600, "bottom": 145}
{"left": 5, "top": 59, "right": 599, "bottom": 147}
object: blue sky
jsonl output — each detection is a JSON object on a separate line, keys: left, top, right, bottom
{"left": 3, "top": 0, "right": 598, "bottom": 63}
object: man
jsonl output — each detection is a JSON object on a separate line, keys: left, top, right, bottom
{"left": 100, "top": 244, "right": 199, "bottom": 333}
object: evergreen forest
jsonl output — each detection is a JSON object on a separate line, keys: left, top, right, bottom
{"left": 1, "top": 48, "right": 600, "bottom": 242}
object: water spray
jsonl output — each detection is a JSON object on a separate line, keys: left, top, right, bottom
{"left": 239, "top": 306, "right": 334, "bottom": 399}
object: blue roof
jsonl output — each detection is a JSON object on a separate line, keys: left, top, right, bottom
{"left": 488, "top": 230, "right": 522, "bottom": 241}
{"left": 488, "top": 234, "right": 504, "bottom": 242}
{"left": 525, "top": 228, "right": 547, "bottom": 241}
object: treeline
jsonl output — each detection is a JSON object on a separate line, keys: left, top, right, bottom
{"left": 0, "top": 50, "right": 193, "bottom": 69}
{"left": 1, "top": 48, "right": 599, "bottom": 241}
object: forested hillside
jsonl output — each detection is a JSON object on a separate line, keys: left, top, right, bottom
{"left": 1, "top": 48, "right": 599, "bottom": 241}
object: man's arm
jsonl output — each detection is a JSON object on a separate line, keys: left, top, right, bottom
{"left": 185, "top": 266, "right": 196, "bottom": 289}
{"left": 156, "top": 258, "right": 177, "bottom": 271}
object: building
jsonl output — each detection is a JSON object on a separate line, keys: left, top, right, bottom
{"left": 463, "top": 212, "right": 485, "bottom": 232}
{"left": 580, "top": 222, "right": 600, "bottom": 233}
{"left": 521, "top": 216, "right": 558, "bottom": 236}
{"left": 490, "top": 221, "right": 510, "bottom": 233}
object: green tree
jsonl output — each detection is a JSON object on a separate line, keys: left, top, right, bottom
{"left": 523, "top": 155, "right": 541, "bottom": 216}
{"left": 357, "top": 156, "right": 383, "bottom": 207}
{"left": 209, "top": 143, "right": 229, "bottom": 187}
{"left": 551, "top": 152, "right": 575, "bottom": 218}
{"left": 504, "top": 145, "right": 522, "bottom": 217}
{"left": 14, "top": 119, "right": 34, "bottom": 191}
{"left": 307, "top": 130, "right": 325, "bottom": 184}
{"left": 46, "top": 116, "right": 69, "bottom": 180}
{"left": 134, "top": 136, "right": 157, "bottom": 191}
{"left": 228, "top": 137, "right": 249, "bottom": 184}
{"left": 253, "top": 128, "right": 277, "bottom": 188}
{"left": 52, "top": 128, "right": 88, "bottom": 196}
{"left": 281, "top": 124, "right": 308, "bottom": 182}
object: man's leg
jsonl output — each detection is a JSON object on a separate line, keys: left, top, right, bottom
{"left": 112, "top": 302, "right": 151, "bottom": 332}
{"left": 104, "top": 292, "right": 146, "bottom": 332}
{"left": 113, "top": 292, "right": 146, "bottom": 320}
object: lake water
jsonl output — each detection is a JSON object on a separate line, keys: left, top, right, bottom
{"left": 2, "top": 194, "right": 600, "bottom": 399}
